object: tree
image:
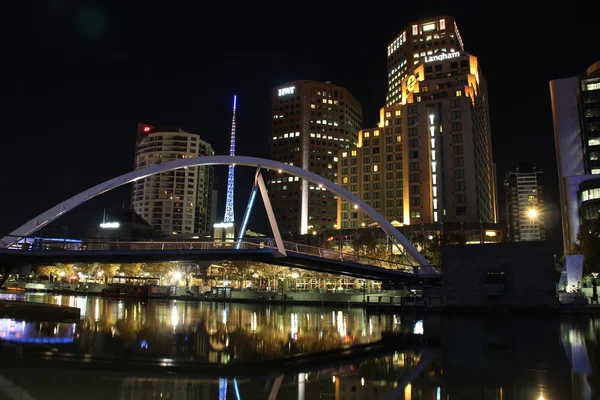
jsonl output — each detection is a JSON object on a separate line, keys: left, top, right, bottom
{"left": 572, "top": 218, "right": 600, "bottom": 276}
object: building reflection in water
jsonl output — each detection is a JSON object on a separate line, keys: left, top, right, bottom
{"left": 0, "top": 295, "right": 599, "bottom": 399}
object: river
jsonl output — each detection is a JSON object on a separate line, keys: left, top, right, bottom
{"left": 0, "top": 293, "right": 598, "bottom": 399}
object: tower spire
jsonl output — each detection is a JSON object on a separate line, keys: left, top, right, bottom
{"left": 223, "top": 95, "right": 236, "bottom": 223}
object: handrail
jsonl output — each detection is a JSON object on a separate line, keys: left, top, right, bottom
{"left": 2, "top": 235, "right": 416, "bottom": 272}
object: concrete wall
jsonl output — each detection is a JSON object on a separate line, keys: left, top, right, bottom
{"left": 442, "top": 241, "right": 557, "bottom": 309}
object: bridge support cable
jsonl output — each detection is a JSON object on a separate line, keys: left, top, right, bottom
{"left": 235, "top": 168, "right": 261, "bottom": 250}
{"left": 256, "top": 171, "right": 286, "bottom": 257}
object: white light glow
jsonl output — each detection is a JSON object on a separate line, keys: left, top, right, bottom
{"left": 214, "top": 222, "right": 234, "bottom": 228}
{"left": 429, "top": 114, "right": 435, "bottom": 124}
{"left": 99, "top": 222, "right": 120, "bottom": 229}
{"left": 432, "top": 174, "right": 437, "bottom": 185}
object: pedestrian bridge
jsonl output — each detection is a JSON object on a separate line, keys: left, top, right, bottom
{"left": 0, "top": 155, "right": 440, "bottom": 283}
{"left": 0, "top": 237, "right": 440, "bottom": 283}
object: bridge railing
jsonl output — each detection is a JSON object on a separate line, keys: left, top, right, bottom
{"left": 3, "top": 235, "right": 417, "bottom": 273}
{"left": 280, "top": 240, "right": 414, "bottom": 273}
{"left": 2, "top": 235, "right": 275, "bottom": 252}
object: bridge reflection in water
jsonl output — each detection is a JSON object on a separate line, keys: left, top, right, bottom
{"left": 0, "top": 294, "right": 598, "bottom": 399}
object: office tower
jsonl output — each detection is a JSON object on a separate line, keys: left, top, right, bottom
{"left": 550, "top": 60, "right": 600, "bottom": 252}
{"left": 132, "top": 124, "right": 215, "bottom": 236}
{"left": 269, "top": 80, "right": 362, "bottom": 238}
{"left": 504, "top": 164, "right": 546, "bottom": 242}
{"left": 386, "top": 16, "right": 465, "bottom": 106}
{"left": 338, "top": 18, "right": 497, "bottom": 229}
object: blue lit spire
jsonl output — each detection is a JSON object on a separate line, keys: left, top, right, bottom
{"left": 223, "top": 95, "right": 236, "bottom": 223}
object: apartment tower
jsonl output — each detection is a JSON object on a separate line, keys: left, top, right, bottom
{"left": 504, "top": 164, "right": 546, "bottom": 242}
{"left": 132, "top": 124, "right": 215, "bottom": 236}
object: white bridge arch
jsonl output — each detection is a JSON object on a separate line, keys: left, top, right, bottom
{"left": 0, "top": 156, "right": 430, "bottom": 267}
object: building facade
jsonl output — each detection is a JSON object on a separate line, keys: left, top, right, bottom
{"left": 550, "top": 60, "right": 600, "bottom": 252}
{"left": 504, "top": 164, "right": 545, "bottom": 242}
{"left": 269, "top": 80, "right": 363, "bottom": 238}
{"left": 131, "top": 124, "right": 215, "bottom": 236}
{"left": 386, "top": 16, "right": 465, "bottom": 107}
{"left": 338, "top": 36, "right": 497, "bottom": 229}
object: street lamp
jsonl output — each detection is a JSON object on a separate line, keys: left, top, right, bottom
{"left": 528, "top": 207, "right": 538, "bottom": 240}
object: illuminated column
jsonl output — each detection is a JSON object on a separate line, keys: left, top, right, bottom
{"left": 428, "top": 107, "right": 441, "bottom": 222}
{"left": 224, "top": 95, "right": 237, "bottom": 224}
{"left": 298, "top": 373, "right": 305, "bottom": 400}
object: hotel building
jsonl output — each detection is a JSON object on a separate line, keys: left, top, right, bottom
{"left": 504, "top": 164, "right": 546, "bottom": 242}
{"left": 269, "top": 80, "right": 362, "bottom": 238}
{"left": 550, "top": 60, "right": 600, "bottom": 252}
{"left": 338, "top": 20, "right": 497, "bottom": 230}
{"left": 386, "top": 16, "right": 465, "bottom": 106}
{"left": 131, "top": 124, "right": 215, "bottom": 236}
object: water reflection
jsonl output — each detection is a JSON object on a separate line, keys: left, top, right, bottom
{"left": 0, "top": 294, "right": 598, "bottom": 399}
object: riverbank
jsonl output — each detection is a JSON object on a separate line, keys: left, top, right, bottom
{"left": 0, "top": 299, "right": 80, "bottom": 321}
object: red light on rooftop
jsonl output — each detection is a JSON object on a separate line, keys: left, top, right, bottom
{"left": 143, "top": 126, "right": 151, "bottom": 132}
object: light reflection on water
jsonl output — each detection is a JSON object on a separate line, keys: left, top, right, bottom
{"left": 0, "top": 293, "right": 598, "bottom": 399}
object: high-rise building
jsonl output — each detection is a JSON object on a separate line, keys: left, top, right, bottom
{"left": 132, "top": 124, "right": 215, "bottom": 236}
{"left": 338, "top": 19, "right": 497, "bottom": 229}
{"left": 504, "top": 164, "right": 546, "bottom": 242}
{"left": 386, "top": 16, "right": 465, "bottom": 107}
{"left": 269, "top": 80, "right": 362, "bottom": 238}
{"left": 550, "top": 60, "right": 600, "bottom": 252}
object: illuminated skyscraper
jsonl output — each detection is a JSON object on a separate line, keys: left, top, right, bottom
{"left": 132, "top": 124, "right": 215, "bottom": 236}
{"left": 338, "top": 17, "right": 498, "bottom": 230}
{"left": 386, "top": 16, "right": 465, "bottom": 106}
{"left": 269, "top": 80, "right": 362, "bottom": 238}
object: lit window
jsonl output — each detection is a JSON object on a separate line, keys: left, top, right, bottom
{"left": 439, "top": 19, "right": 446, "bottom": 30}
{"left": 589, "top": 138, "right": 600, "bottom": 146}
{"left": 385, "top": 111, "right": 392, "bottom": 118}
{"left": 586, "top": 82, "right": 600, "bottom": 91}
{"left": 311, "top": 104, "right": 316, "bottom": 109}
{"left": 593, "top": 169, "right": 600, "bottom": 175}
{"left": 395, "top": 110, "right": 401, "bottom": 116}
{"left": 412, "top": 24, "right": 418, "bottom": 35}
{"left": 456, "top": 90, "right": 462, "bottom": 97}
{"left": 351, "top": 150, "right": 357, "bottom": 156}
{"left": 396, "top": 136, "right": 402, "bottom": 143}
{"left": 364, "top": 131, "right": 370, "bottom": 138}
{"left": 374, "top": 165, "right": 379, "bottom": 172}
{"left": 374, "top": 130, "right": 380, "bottom": 137}
{"left": 422, "top": 23, "right": 436, "bottom": 32}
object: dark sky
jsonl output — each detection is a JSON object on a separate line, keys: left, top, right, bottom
{"left": 1, "top": 1, "right": 597, "bottom": 254}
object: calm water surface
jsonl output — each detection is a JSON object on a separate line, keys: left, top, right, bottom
{"left": 0, "top": 293, "right": 598, "bottom": 399}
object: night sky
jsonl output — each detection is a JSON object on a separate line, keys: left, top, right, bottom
{"left": 1, "top": 1, "right": 597, "bottom": 255}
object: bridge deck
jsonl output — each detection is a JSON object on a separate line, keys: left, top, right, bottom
{"left": 0, "top": 238, "right": 440, "bottom": 282}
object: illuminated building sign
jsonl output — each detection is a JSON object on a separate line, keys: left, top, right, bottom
{"left": 100, "top": 222, "right": 120, "bottom": 229}
{"left": 278, "top": 86, "right": 296, "bottom": 96}
{"left": 423, "top": 51, "right": 461, "bottom": 63}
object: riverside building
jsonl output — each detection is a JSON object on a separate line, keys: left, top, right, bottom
{"left": 550, "top": 60, "right": 600, "bottom": 252}
{"left": 269, "top": 80, "right": 362, "bottom": 238}
{"left": 338, "top": 19, "right": 497, "bottom": 229}
{"left": 131, "top": 124, "right": 215, "bottom": 237}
